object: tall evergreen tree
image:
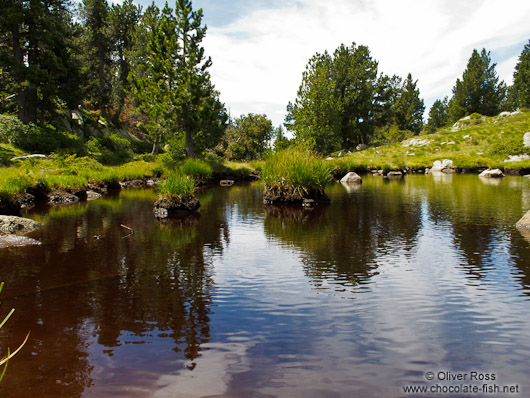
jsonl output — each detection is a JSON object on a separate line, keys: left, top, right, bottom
{"left": 511, "top": 40, "right": 530, "bottom": 109}
{"left": 285, "top": 52, "right": 341, "bottom": 154}
{"left": 80, "top": 0, "right": 113, "bottom": 117}
{"left": 108, "top": 0, "right": 142, "bottom": 123}
{"left": 427, "top": 97, "right": 449, "bottom": 132}
{"left": 393, "top": 73, "right": 424, "bottom": 133}
{"left": 330, "top": 43, "right": 380, "bottom": 147}
{"left": 0, "top": 0, "right": 79, "bottom": 124}
{"left": 129, "top": 0, "right": 226, "bottom": 156}
{"left": 448, "top": 48, "right": 506, "bottom": 122}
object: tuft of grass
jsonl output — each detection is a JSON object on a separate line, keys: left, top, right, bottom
{"left": 180, "top": 158, "right": 213, "bottom": 180}
{"left": 158, "top": 173, "right": 197, "bottom": 199}
{"left": 263, "top": 148, "right": 333, "bottom": 195}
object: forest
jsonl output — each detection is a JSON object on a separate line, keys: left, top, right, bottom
{"left": 1, "top": 0, "right": 530, "bottom": 165}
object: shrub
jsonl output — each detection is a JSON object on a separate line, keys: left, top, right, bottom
{"left": 158, "top": 174, "right": 197, "bottom": 199}
{"left": 87, "top": 133, "right": 134, "bottom": 165}
{"left": 0, "top": 116, "right": 83, "bottom": 154}
{"left": 180, "top": 158, "right": 213, "bottom": 180}
{"left": 262, "top": 147, "right": 333, "bottom": 195}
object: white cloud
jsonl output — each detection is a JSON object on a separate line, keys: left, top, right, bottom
{"left": 202, "top": 0, "right": 530, "bottom": 125}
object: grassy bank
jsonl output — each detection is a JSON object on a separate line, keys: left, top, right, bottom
{"left": 330, "top": 110, "right": 530, "bottom": 173}
{"left": 0, "top": 154, "right": 257, "bottom": 201}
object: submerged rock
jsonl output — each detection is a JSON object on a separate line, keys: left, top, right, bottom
{"left": 220, "top": 180, "right": 235, "bottom": 186}
{"left": 0, "top": 235, "right": 41, "bottom": 249}
{"left": 153, "top": 196, "right": 200, "bottom": 218}
{"left": 478, "top": 168, "right": 505, "bottom": 178}
{"left": 0, "top": 215, "right": 41, "bottom": 233}
{"left": 340, "top": 172, "right": 362, "bottom": 184}
{"left": 516, "top": 210, "right": 530, "bottom": 230}
{"left": 386, "top": 171, "right": 403, "bottom": 179}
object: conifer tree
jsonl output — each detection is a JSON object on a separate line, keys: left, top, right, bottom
{"left": 393, "top": 73, "right": 424, "bottom": 133}
{"left": 511, "top": 40, "right": 530, "bottom": 109}
{"left": 0, "top": 0, "right": 79, "bottom": 124}
{"left": 448, "top": 48, "right": 506, "bottom": 122}
{"left": 129, "top": 0, "right": 226, "bottom": 156}
{"left": 80, "top": 0, "right": 113, "bottom": 118}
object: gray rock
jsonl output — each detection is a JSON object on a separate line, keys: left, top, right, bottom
{"left": 11, "top": 154, "right": 47, "bottom": 161}
{"left": 431, "top": 159, "right": 453, "bottom": 172}
{"left": 0, "top": 215, "right": 42, "bottom": 233}
{"left": 340, "top": 172, "right": 362, "bottom": 183}
{"left": 478, "top": 168, "right": 505, "bottom": 178}
{"left": 356, "top": 144, "right": 367, "bottom": 151}
{"left": 387, "top": 171, "right": 403, "bottom": 178}
{"left": 0, "top": 235, "right": 41, "bottom": 248}
{"left": 220, "top": 180, "right": 235, "bottom": 186}
{"left": 498, "top": 111, "right": 512, "bottom": 117}
{"left": 504, "top": 154, "right": 530, "bottom": 162}
{"left": 524, "top": 132, "right": 530, "bottom": 148}
{"left": 516, "top": 210, "right": 530, "bottom": 230}
{"left": 87, "top": 190, "right": 103, "bottom": 200}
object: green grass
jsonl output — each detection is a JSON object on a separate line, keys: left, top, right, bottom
{"left": 180, "top": 158, "right": 213, "bottom": 179}
{"left": 263, "top": 147, "right": 333, "bottom": 195}
{"left": 158, "top": 173, "right": 197, "bottom": 199}
{"left": 330, "top": 110, "right": 530, "bottom": 171}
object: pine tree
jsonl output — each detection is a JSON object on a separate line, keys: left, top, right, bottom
{"left": 80, "top": 0, "right": 113, "bottom": 118}
{"left": 448, "top": 48, "right": 506, "bottom": 122}
{"left": 511, "top": 40, "right": 530, "bottom": 109}
{"left": 393, "top": 73, "right": 425, "bottom": 133}
{"left": 0, "top": 0, "right": 79, "bottom": 124}
{"left": 285, "top": 52, "right": 341, "bottom": 154}
{"left": 427, "top": 97, "right": 449, "bottom": 132}
{"left": 129, "top": 0, "right": 226, "bottom": 156}
{"left": 108, "top": 0, "right": 142, "bottom": 123}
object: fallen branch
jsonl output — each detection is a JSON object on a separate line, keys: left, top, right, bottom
{"left": 120, "top": 224, "right": 134, "bottom": 233}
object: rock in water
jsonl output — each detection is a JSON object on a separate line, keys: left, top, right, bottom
{"left": 516, "top": 210, "right": 530, "bottom": 230}
{"left": 478, "top": 169, "right": 505, "bottom": 178}
{"left": 153, "top": 196, "right": 200, "bottom": 218}
{"left": 0, "top": 215, "right": 42, "bottom": 233}
{"left": 340, "top": 172, "right": 362, "bottom": 183}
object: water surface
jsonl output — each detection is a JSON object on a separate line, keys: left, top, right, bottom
{"left": 1, "top": 175, "right": 530, "bottom": 397}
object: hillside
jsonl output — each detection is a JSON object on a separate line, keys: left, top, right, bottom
{"left": 331, "top": 110, "right": 530, "bottom": 174}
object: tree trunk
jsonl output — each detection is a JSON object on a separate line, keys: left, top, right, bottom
{"left": 151, "top": 132, "right": 161, "bottom": 155}
{"left": 185, "top": 127, "right": 196, "bottom": 158}
{"left": 17, "top": 86, "right": 38, "bottom": 124}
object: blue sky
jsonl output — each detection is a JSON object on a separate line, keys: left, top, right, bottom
{"left": 128, "top": 0, "right": 530, "bottom": 126}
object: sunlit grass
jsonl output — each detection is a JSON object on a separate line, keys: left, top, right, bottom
{"left": 180, "top": 158, "right": 213, "bottom": 179}
{"left": 158, "top": 173, "right": 197, "bottom": 199}
{"left": 263, "top": 147, "right": 333, "bottom": 195}
{"left": 332, "top": 110, "right": 530, "bottom": 171}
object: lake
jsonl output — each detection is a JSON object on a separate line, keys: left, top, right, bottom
{"left": 1, "top": 174, "right": 530, "bottom": 397}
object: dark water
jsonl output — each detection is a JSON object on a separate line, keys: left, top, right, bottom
{"left": 1, "top": 175, "right": 530, "bottom": 397}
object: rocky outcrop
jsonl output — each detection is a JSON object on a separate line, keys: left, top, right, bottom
{"left": 524, "top": 132, "right": 530, "bottom": 148}
{"left": 263, "top": 185, "right": 330, "bottom": 207}
{"left": 428, "top": 159, "right": 454, "bottom": 174}
{"left": 0, "top": 215, "right": 41, "bottom": 233}
{"left": 153, "top": 196, "right": 200, "bottom": 218}
{"left": 478, "top": 168, "right": 505, "bottom": 178}
{"left": 340, "top": 172, "right": 362, "bottom": 183}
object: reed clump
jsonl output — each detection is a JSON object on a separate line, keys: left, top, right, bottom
{"left": 262, "top": 148, "right": 333, "bottom": 205}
